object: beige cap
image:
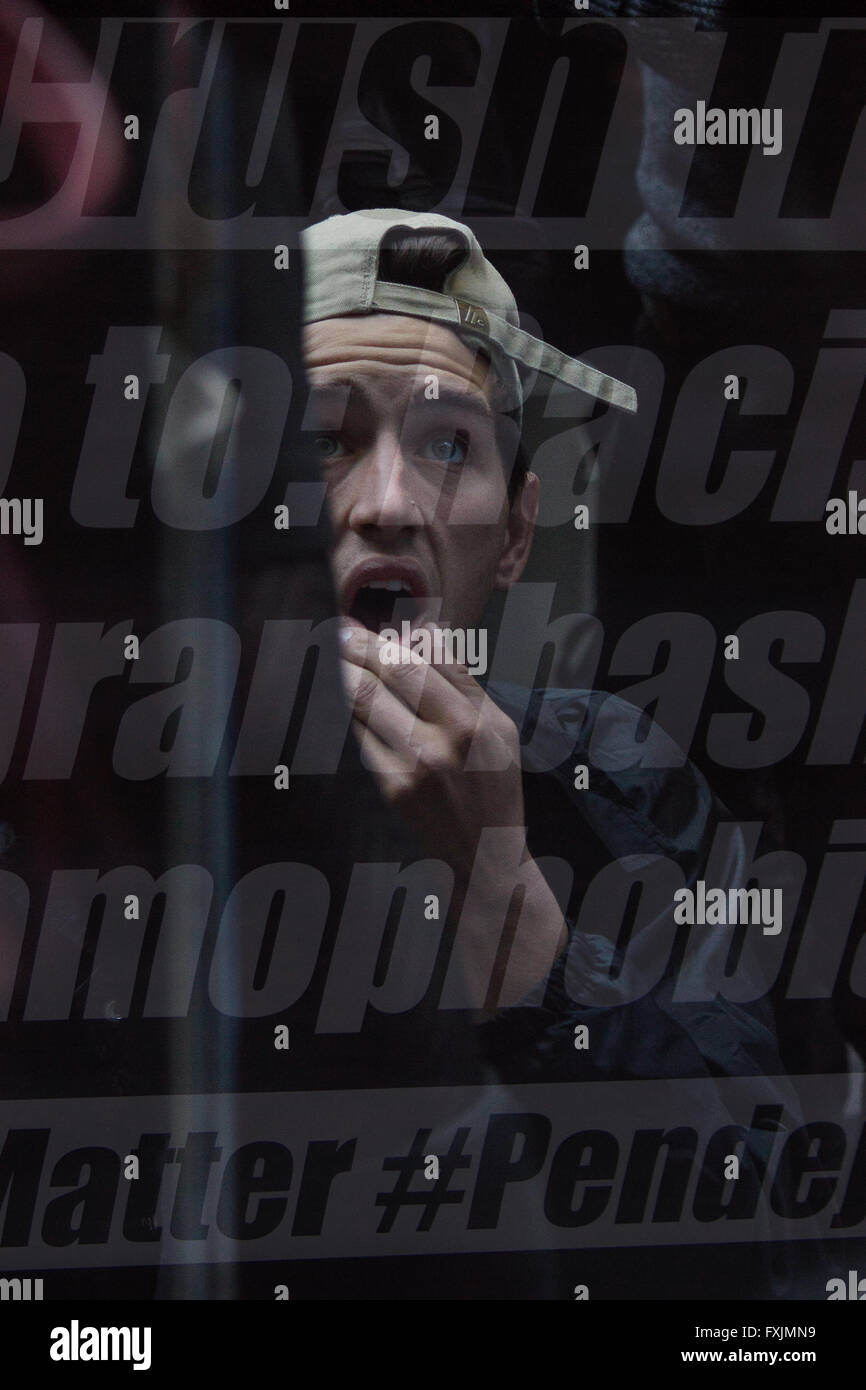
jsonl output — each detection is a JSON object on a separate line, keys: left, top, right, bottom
{"left": 302, "top": 209, "right": 637, "bottom": 415}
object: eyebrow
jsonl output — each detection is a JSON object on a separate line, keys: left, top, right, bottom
{"left": 422, "top": 386, "right": 494, "bottom": 423}
{"left": 304, "top": 377, "right": 495, "bottom": 424}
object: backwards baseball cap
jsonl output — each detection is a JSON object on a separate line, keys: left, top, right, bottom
{"left": 302, "top": 209, "right": 637, "bottom": 415}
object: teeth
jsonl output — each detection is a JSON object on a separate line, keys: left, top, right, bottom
{"left": 366, "top": 580, "right": 408, "bottom": 592}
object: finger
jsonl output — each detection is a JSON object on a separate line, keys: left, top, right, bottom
{"left": 339, "top": 624, "right": 517, "bottom": 773}
{"left": 411, "top": 624, "right": 494, "bottom": 708}
{"left": 350, "top": 716, "right": 408, "bottom": 795}
{"left": 413, "top": 629, "right": 484, "bottom": 693}
{"left": 340, "top": 622, "right": 479, "bottom": 727}
{"left": 340, "top": 655, "right": 427, "bottom": 755}
{"left": 411, "top": 624, "right": 520, "bottom": 766}
{"left": 341, "top": 624, "right": 519, "bottom": 774}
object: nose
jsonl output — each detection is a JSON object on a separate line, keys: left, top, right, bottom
{"left": 346, "top": 432, "right": 422, "bottom": 536}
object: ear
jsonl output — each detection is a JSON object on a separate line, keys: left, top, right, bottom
{"left": 494, "top": 472, "right": 538, "bottom": 589}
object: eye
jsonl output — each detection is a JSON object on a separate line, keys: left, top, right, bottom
{"left": 314, "top": 433, "right": 346, "bottom": 461}
{"left": 420, "top": 430, "right": 470, "bottom": 465}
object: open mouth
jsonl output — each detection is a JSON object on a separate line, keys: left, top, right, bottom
{"left": 348, "top": 580, "right": 423, "bottom": 633}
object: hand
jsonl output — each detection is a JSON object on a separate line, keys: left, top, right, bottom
{"left": 339, "top": 622, "right": 568, "bottom": 1010}
{"left": 339, "top": 622, "right": 525, "bottom": 882}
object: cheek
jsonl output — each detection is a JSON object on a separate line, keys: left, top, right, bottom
{"left": 322, "top": 472, "right": 356, "bottom": 528}
{"left": 434, "top": 479, "right": 510, "bottom": 596}
{"left": 439, "top": 526, "right": 507, "bottom": 605}
{"left": 433, "top": 468, "right": 509, "bottom": 528}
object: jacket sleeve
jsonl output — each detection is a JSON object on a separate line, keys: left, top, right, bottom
{"left": 478, "top": 684, "right": 785, "bottom": 1086}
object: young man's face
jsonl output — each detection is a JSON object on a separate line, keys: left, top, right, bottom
{"left": 304, "top": 314, "right": 538, "bottom": 633}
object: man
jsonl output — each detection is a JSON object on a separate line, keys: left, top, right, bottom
{"left": 296, "top": 213, "right": 826, "bottom": 1301}
{"left": 302, "top": 209, "right": 623, "bottom": 1016}
{"left": 300, "top": 208, "right": 782, "bottom": 1087}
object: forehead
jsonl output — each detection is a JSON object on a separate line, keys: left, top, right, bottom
{"left": 303, "top": 314, "right": 494, "bottom": 399}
